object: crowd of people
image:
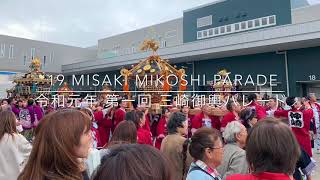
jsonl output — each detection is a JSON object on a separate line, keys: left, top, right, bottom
{"left": 0, "top": 93, "right": 319, "bottom": 180}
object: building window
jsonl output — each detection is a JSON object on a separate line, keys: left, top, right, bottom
{"left": 31, "top": 48, "right": 35, "bottom": 60}
{"left": 132, "top": 45, "right": 136, "bottom": 53}
{"left": 208, "top": 29, "right": 214, "bottom": 36}
{"left": 214, "top": 28, "right": 219, "bottom": 35}
{"left": 113, "top": 45, "right": 120, "bottom": 55}
{"left": 43, "top": 56, "right": 46, "bottom": 67}
{"left": 197, "top": 31, "right": 203, "bottom": 39}
{"left": 220, "top": 26, "right": 225, "bottom": 34}
{"left": 195, "top": 15, "right": 277, "bottom": 40}
{"left": 9, "top": 45, "right": 14, "bottom": 59}
{"left": 269, "top": 15, "right": 276, "bottom": 24}
{"left": 197, "top": 15, "right": 213, "bottom": 28}
{"left": 161, "top": 40, "right": 167, "bottom": 47}
{"left": 114, "top": 45, "right": 120, "bottom": 50}
{"left": 23, "top": 55, "right": 27, "bottom": 65}
{"left": 0, "top": 44, "right": 5, "bottom": 57}
{"left": 248, "top": 21, "right": 253, "bottom": 28}
{"left": 203, "top": 30, "right": 208, "bottom": 37}
{"left": 50, "top": 51, "right": 54, "bottom": 63}
{"left": 235, "top": 23, "right": 240, "bottom": 31}
{"left": 262, "top": 17, "right": 268, "bottom": 26}
{"left": 254, "top": 19, "right": 260, "bottom": 27}
{"left": 226, "top": 25, "right": 232, "bottom": 32}
{"left": 159, "top": 37, "right": 163, "bottom": 48}
{"left": 241, "top": 22, "right": 247, "bottom": 30}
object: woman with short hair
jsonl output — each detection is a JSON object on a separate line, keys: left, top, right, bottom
{"left": 161, "top": 112, "right": 193, "bottom": 180}
{"left": 227, "top": 118, "right": 301, "bottom": 180}
{"left": 18, "top": 109, "right": 92, "bottom": 180}
{"left": 217, "top": 121, "right": 248, "bottom": 180}
{"left": 187, "top": 127, "right": 224, "bottom": 180}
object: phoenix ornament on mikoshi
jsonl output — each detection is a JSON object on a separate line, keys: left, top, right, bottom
{"left": 120, "top": 39, "right": 187, "bottom": 104}
{"left": 212, "top": 69, "right": 235, "bottom": 101}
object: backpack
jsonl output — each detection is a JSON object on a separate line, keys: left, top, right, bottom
{"left": 19, "top": 109, "right": 32, "bottom": 129}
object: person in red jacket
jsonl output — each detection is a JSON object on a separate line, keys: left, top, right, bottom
{"left": 155, "top": 108, "right": 171, "bottom": 149}
{"left": 227, "top": 118, "right": 300, "bottom": 180}
{"left": 221, "top": 101, "right": 241, "bottom": 132}
{"left": 266, "top": 97, "right": 283, "bottom": 117}
{"left": 113, "top": 99, "right": 126, "bottom": 131}
{"left": 309, "top": 94, "right": 320, "bottom": 154}
{"left": 274, "top": 97, "right": 313, "bottom": 157}
{"left": 126, "top": 110, "right": 152, "bottom": 145}
{"left": 135, "top": 110, "right": 152, "bottom": 145}
{"left": 246, "top": 94, "right": 267, "bottom": 120}
{"left": 93, "top": 105, "right": 112, "bottom": 147}
{"left": 191, "top": 105, "right": 221, "bottom": 132}
{"left": 136, "top": 102, "right": 151, "bottom": 132}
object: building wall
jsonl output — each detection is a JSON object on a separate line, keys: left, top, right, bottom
{"left": 66, "top": 51, "right": 289, "bottom": 97}
{"left": 82, "top": 1, "right": 319, "bottom": 63}
{"left": 287, "top": 46, "right": 320, "bottom": 96}
{"left": 58, "top": 1, "right": 320, "bottom": 99}
{"left": 193, "top": 52, "right": 287, "bottom": 94}
{"left": 188, "top": 46, "right": 320, "bottom": 97}
{"left": 183, "top": 0, "right": 292, "bottom": 43}
{"left": 292, "top": 4, "right": 320, "bottom": 24}
{"left": 97, "top": 18, "right": 183, "bottom": 59}
{"left": 63, "top": 46, "right": 320, "bottom": 98}
{"left": 0, "top": 35, "right": 97, "bottom": 73}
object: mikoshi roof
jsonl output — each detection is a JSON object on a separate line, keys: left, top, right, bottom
{"left": 13, "top": 57, "right": 52, "bottom": 85}
{"left": 120, "top": 39, "right": 185, "bottom": 78}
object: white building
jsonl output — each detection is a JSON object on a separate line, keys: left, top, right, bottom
{"left": 0, "top": 35, "right": 97, "bottom": 73}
